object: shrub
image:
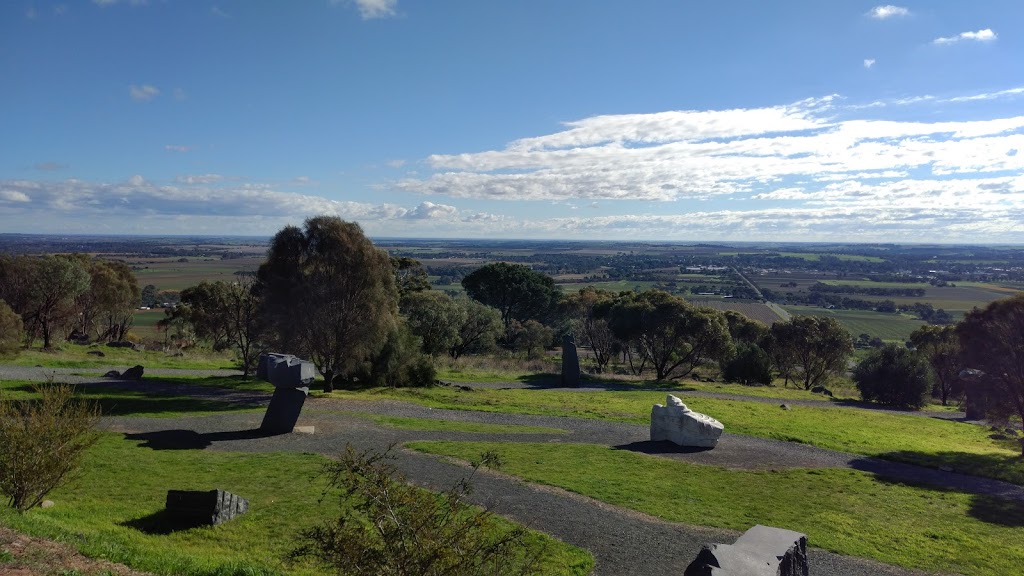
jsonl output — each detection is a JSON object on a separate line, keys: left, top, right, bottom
{"left": 290, "top": 445, "right": 542, "bottom": 576}
{"left": 720, "top": 342, "right": 773, "bottom": 386}
{"left": 854, "top": 344, "right": 931, "bottom": 409}
{"left": 0, "top": 383, "right": 100, "bottom": 511}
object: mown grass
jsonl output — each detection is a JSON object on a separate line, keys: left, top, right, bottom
{"left": 331, "top": 386, "right": 1024, "bottom": 484}
{"left": 409, "top": 441, "right": 1024, "bottom": 576}
{"left": 7, "top": 346, "right": 236, "bottom": 370}
{"left": 0, "top": 380, "right": 258, "bottom": 418}
{"left": 346, "top": 413, "right": 569, "bottom": 435}
{"left": 0, "top": 434, "right": 592, "bottom": 576}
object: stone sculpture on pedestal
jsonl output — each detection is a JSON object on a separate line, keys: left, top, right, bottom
{"left": 258, "top": 353, "right": 316, "bottom": 434}
{"left": 561, "top": 334, "right": 581, "bottom": 387}
{"left": 650, "top": 394, "right": 724, "bottom": 448}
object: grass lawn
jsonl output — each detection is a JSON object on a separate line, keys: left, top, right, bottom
{"left": 330, "top": 386, "right": 1024, "bottom": 485}
{"left": 7, "top": 346, "right": 236, "bottom": 370}
{"left": 0, "top": 380, "right": 259, "bottom": 418}
{"left": 410, "top": 441, "right": 1024, "bottom": 576}
{"left": 0, "top": 434, "right": 592, "bottom": 576}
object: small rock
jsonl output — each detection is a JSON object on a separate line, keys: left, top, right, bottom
{"left": 103, "top": 370, "right": 122, "bottom": 378}
{"left": 939, "top": 465, "right": 954, "bottom": 473}
{"left": 457, "top": 385, "right": 473, "bottom": 391}
{"left": 1005, "top": 428, "right": 1020, "bottom": 437}
{"left": 87, "top": 350, "right": 105, "bottom": 357}
{"left": 780, "top": 403, "right": 791, "bottom": 410}
{"left": 991, "top": 433, "right": 1010, "bottom": 441}
{"left": 40, "top": 500, "right": 54, "bottom": 509}
{"left": 293, "top": 426, "right": 315, "bottom": 435}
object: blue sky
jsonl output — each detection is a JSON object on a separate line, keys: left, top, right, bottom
{"left": 2, "top": 0, "right": 1022, "bottom": 242}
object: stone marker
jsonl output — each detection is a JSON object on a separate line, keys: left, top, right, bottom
{"left": 959, "top": 368, "right": 990, "bottom": 420}
{"left": 561, "top": 334, "right": 580, "bottom": 387}
{"left": 103, "top": 369, "right": 121, "bottom": 378}
{"left": 684, "top": 524, "right": 809, "bottom": 576}
{"left": 651, "top": 394, "right": 724, "bottom": 448}
{"left": 257, "top": 352, "right": 316, "bottom": 434}
{"left": 165, "top": 489, "right": 248, "bottom": 526}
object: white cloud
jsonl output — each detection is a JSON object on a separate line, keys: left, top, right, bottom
{"left": 164, "top": 145, "right": 191, "bottom": 153}
{"left": 863, "top": 59, "right": 876, "bottom": 69}
{"left": 336, "top": 0, "right": 398, "bottom": 19}
{"left": 211, "top": 5, "right": 229, "bottom": 18}
{"left": 0, "top": 190, "right": 31, "bottom": 203}
{"left": 933, "top": 29, "right": 997, "bottom": 45}
{"left": 868, "top": 5, "right": 909, "bottom": 19}
{"left": 405, "top": 201, "right": 459, "bottom": 220}
{"left": 129, "top": 84, "right": 159, "bottom": 101}
{"left": 386, "top": 159, "right": 406, "bottom": 168}
{"left": 946, "top": 87, "right": 1024, "bottom": 103}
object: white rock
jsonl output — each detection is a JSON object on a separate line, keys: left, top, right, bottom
{"left": 651, "top": 394, "right": 724, "bottom": 448}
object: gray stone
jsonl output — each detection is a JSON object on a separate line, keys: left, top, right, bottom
{"left": 121, "top": 365, "right": 145, "bottom": 380}
{"left": 260, "top": 384, "right": 309, "bottom": 434}
{"left": 685, "top": 524, "right": 808, "bottom": 576}
{"left": 106, "top": 341, "right": 135, "bottom": 348}
{"left": 258, "top": 353, "right": 316, "bottom": 388}
{"left": 779, "top": 403, "right": 791, "bottom": 411}
{"left": 561, "top": 334, "right": 580, "bottom": 387}
{"left": 809, "top": 385, "right": 833, "bottom": 397}
{"left": 87, "top": 350, "right": 105, "bottom": 357}
{"left": 651, "top": 394, "right": 724, "bottom": 448}
{"left": 103, "top": 369, "right": 121, "bottom": 378}
{"left": 165, "top": 489, "right": 248, "bottom": 526}
{"left": 960, "top": 368, "right": 991, "bottom": 420}
{"left": 40, "top": 500, "right": 55, "bottom": 509}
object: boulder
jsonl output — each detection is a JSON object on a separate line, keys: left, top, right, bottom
{"left": 121, "top": 365, "right": 145, "bottom": 380}
{"left": 810, "top": 385, "right": 833, "bottom": 397}
{"left": 103, "top": 370, "right": 121, "bottom": 378}
{"left": 651, "top": 394, "right": 724, "bottom": 448}
{"left": 87, "top": 350, "right": 105, "bottom": 357}
{"left": 106, "top": 341, "right": 135, "bottom": 348}
{"left": 684, "top": 524, "right": 809, "bottom": 576}
{"left": 257, "top": 353, "right": 316, "bottom": 388}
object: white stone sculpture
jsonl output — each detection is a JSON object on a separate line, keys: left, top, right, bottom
{"left": 650, "top": 394, "right": 724, "bottom": 448}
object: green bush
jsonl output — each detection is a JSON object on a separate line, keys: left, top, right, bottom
{"left": 854, "top": 344, "right": 931, "bottom": 409}
{"left": 0, "top": 300, "right": 23, "bottom": 359}
{"left": 720, "top": 342, "right": 773, "bottom": 386}
{"left": 290, "top": 445, "right": 542, "bottom": 575}
{"left": 0, "top": 383, "right": 100, "bottom": 511}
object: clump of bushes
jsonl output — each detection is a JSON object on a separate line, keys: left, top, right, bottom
{"left": 854, "top": 344, "right": 931, "bottom": 409}
{"left": 0, "top": 383, "right": 100, "bottom": 511}
{"left": 291, "top": 445, "right": 542, "bottom": 575}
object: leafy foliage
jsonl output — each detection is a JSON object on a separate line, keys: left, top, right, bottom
{"left": 402, "top": 291, "right": 464, "bottom": 356}
{"left": 257, "top": 216, "right": 398, "bottom": 392}
{"left": 0, "top": 300, "right": 24, "bottom": 358}
{"left": 291, "top": 445, "right": 542, "bottom": 576}
{"left": 769, "top": 315, "right": 854, "bottom": 389}
{"left": 720, "top": 342, "right": 773, "bottom": 386}
{"left": 561, "top": 288, "right": 617, "bottom": 373}
{"left": 909, "top": 324, "right": 963, "bottom": 405}
{"left": 854, "top": 344, "right": 932, "bottom": 409}
{"left": 957, "top": 293, "right": 1024, "bottom": 451}
{"left": 0, "top": 383, "right": 100, "bottom": 511}
{"left": 462, "top": 263, "right": 558, "bottom": 333}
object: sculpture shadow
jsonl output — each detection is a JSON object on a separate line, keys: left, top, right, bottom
{"left": 613, "top": 440, "right": 714, "bottom": 455}
{"left": 121, "top": 509, "right": 209, "bottom": 535}
{"left": 124, "top": 428, "right": 278, "bottom": 450}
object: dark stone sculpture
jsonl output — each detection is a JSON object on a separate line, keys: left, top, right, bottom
{"left": 684, "top": 524, "right": 808, "bottom": 576}
{"left": 561, "top": 334, "right": 580, "bottom": 387}
{"left": 257, "top": 352, "right": 315, "bottom": 434}
{"left": 121, "top": 365, "right": 145, "bottom": 380}
{"left": 165, "top": 489, "right": 248, "bottom": 526}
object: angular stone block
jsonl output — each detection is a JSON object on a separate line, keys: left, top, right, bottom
{"left": 258, "top": 353, "right": 316, "bottom": 388}
{"left": 260, "top": 385, "right": 309, "bottom": 434}
{"left": 651, "top": 394, "right": 723, "bottom": 448}
{"left": 165, "top": 489, "right": 249, "bottom": 526}
{"left": 684, "top": 524, "right": 808, "bottom": 576}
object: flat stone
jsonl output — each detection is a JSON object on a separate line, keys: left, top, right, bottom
{"left": 685, "top": 524, "right": 808, "bottom": 576}
{"left": 165, "top": 489, "right": 248, "bottom": 526}
{"left": 40, "top": 500, "right": 54, "bottom": 509}
{"left": 293, "top": 425, "right": 315, "bottom": 435}
{"left": 651, "top": 394, "right": 724, "bottom": 448}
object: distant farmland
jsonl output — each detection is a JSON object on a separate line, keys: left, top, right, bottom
{"left": 692, "top": 300, "right": 788, "bottom": 325}
{"left": 781, "top": 305, "right": 926, "bottom": 342}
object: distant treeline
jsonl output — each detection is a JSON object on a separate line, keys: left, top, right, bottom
{"left": 808, "top": 282, "right": 926, "bottom": 297}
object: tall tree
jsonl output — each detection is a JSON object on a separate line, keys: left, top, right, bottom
{"left": 854, "top": 344, "right": 932, "bottom": 409}
{"left": 177, "top": 281, "right": 235, "bottom": 350}
{"left": 391, "top": 256, "right": 431, "bottom": 305}
{"left": 23, "top": 256, "right": 91, "bottom": 349}
{"left": 461, "top": 263, "right": 558, "bottom": 333}
{"left": 447, "top": 297, "right": 503, "bottom": 360}
{"left": 223, "top": 277, "right": 269, "bottom": 378}
{"left": 608, "top": 290, "right": 732, "bottom": 381}
{"left": 0, "top": 300, "right": 24, "bottom": 358}
{"left": 956, "top": 293, "right": 1024, "bottom": 452}
{"left": 561, "top": 287, "right": 617, "bottom": 373}
{"left": 402, "top": 290, "right": 464, "bottom": 356}
{"left": 257, "top": 216, "right": 397, "bottom": 392}
{"left": 909, "top": 324, "right": 963, "bottom": 406}
{"left": 77, "top": 258, "right": 140, "bottom": 342}
{"left": 770, "top": 316, "right": 854, "bottom": 390}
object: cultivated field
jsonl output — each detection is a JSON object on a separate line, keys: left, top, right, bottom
{"left": 781, "top": 305, "right": 926, "bottom": 341}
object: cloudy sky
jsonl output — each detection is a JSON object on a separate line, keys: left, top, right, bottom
{"left": 2, "top": 1, "right": 1022, "bottom": 242}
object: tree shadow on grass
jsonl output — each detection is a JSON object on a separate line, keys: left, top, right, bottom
{"left": 124, "top": 428, "right": 278, "bottom": 450}
{"left": 509, "top": 373, "right": 698, "bottom": 392}
{"left": 863, "top": 468, "right": 1024, "bottom": 527}
{"left": 612, "top": 440, "right": 714, "bottom": 455}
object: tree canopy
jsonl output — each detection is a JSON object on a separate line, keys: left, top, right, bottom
{"left": 257, "top": 216, "right": 397, "bottom": 391}
{"left": 770, "top": 315, "right": 853, "bottom": 390}
{"left": 854, "top": 344, "right": 931, "bottom": 409}
{"left": 461, "top": 262, "right": 558, "bottom": 333}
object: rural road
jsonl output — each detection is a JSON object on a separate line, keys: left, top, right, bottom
{"left": 4, "top": 366, "right": 997, "bottom": 575}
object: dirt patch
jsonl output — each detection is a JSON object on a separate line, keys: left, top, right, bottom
{"left": 0, "top": 526, "right": 152, "bottom": 576}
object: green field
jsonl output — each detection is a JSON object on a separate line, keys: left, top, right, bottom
{"left": 131, "top": 257, "right": 263, "bottom": 291}
{"left": 781, "top": 305, "right": 925, "bottom": 341}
